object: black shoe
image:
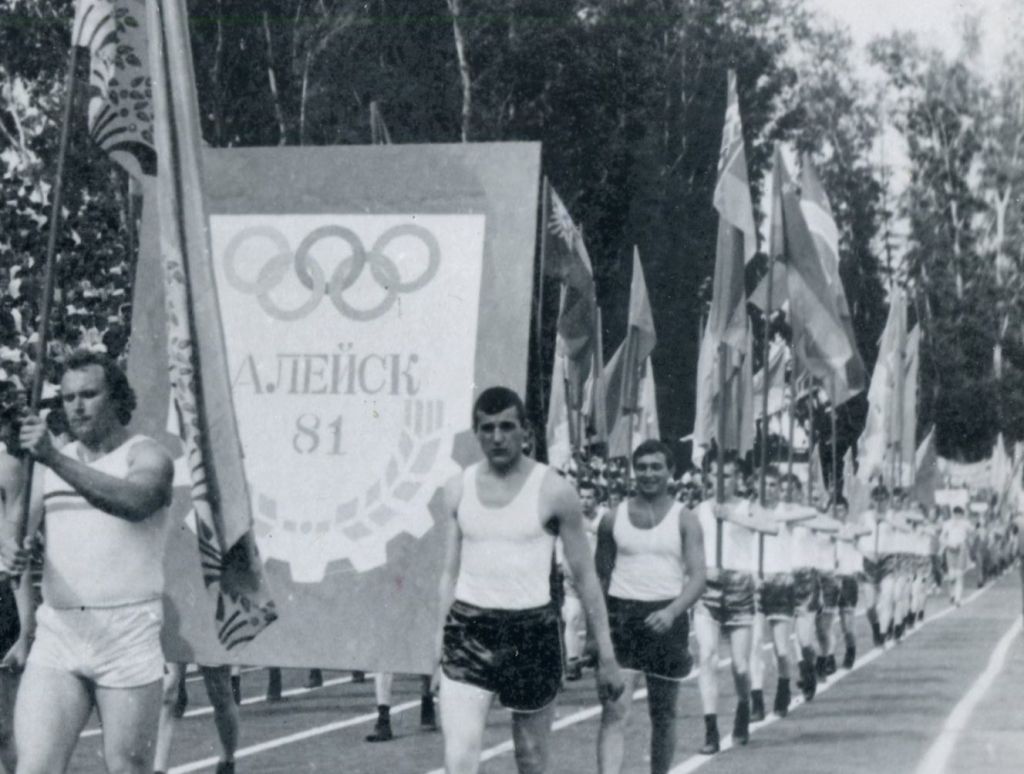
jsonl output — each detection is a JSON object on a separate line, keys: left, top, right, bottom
{"left": 565, "top": 659, "right": 582, "bottom": 681}
{"left": 774, "top": 679, "right": 791, "bottom": 717}
{"left": 365, "top": 720, "right": 393, "bottom": 742}
{"left": 230, "top": 674, "right": 241, "bottom": 706}
{"left": 750, "top": 689, "right": 766, "bottom": 722}
{"left": 305, "top": 669, "right": 323, "bottom": 689}
{"left": 266, "top": 668, "right": 283, "bottom": 702}
{"left": 815, "top": 656, "right": 828, "bottom": 680}
{"left": 733, "top": 701, "right": 750, "bottom": 746}
{"left": 905, "top": 613, "right": 915, "bottom": 630}
{"left": 894, "top": 623, "right": 905, "bottom": 642}
{"left": 918, "top": 610, "right": 925, "bottom": 623}
{"left": 799, "top": 659, "right": 817, "bottom": 702}
{"left": 825, "top": 655, "right": 837, "bottom": 676}
{"left": 215, "top": 762, "right": 235, "bottom": 774}
{"left": 352, "top": 671, "right": 366, "bottom": 683}
{"left": 842, "top": 646, "right": 856, "bottom": 670}
{"left": 871, "top": 620, "right": 884, "bottom": 647}
{"left": 700, "top": 716, "right": 720, "bottom": 755}
{"left": 172, "top": 676, "right": 188, "bottom": 718}
{"left": 420, "top": 695, "right": 437, "bottom": 730}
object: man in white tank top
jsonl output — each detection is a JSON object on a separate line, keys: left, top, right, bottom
{"left": 562, "top": 480, "right": 601, "bottom": 681}
{"left": 595, "top": 439, "right": 706, "bottom": 774}
{"left": 693, "top": 458, "right": 776, "bottom": 754}
{"left": 2, "top": 351, "right": 174, "bottom": 774}
{"left": 435, "top": 387, "right": 624, "bottom": 774}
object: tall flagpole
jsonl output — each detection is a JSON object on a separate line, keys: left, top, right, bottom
{"left": 807, "top": 381, "right": 816, "bottom": 506}
{"left": 536, "top": 177, "right": 551, "bottom": 432}
{"left": 831, "top": 377, "right": 839, "bottom": 520}
{"left": 716, "top": 342, "right": 728, "bottom": 570}
{"left": 18, "top": 43, "right": 80, "bottom": 544}
{"left": 787, "top": 369, "right": 797, "bottom": 500}
{"left": 759, "top": 265, "right": 775, "bottom": 506}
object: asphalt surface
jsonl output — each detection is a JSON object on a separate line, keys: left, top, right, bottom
{"left": 65, "top": 566, "right": 1024, "bottom": 773}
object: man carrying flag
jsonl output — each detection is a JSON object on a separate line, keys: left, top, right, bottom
{"left": 3, "top": 351, "right": 173, "bottom": 773}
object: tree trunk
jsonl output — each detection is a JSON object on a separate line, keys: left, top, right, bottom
{"left": 446, "top": 0, "right": 472, "bottom": 142}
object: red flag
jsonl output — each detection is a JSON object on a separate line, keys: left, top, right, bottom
{"left": 771, "top": 148, "right": 855, "bottom": 390}
{"left": 545, "top": 183, "right": 597, "bottom": 409}
{"left": 799, "top": 156, "right": 866, "bottom": 404}
{"left": 692, "top": 70, "right": 755, "bottom": 461}
{"left": 143, "top": 0, "right": 276, "bottom": 649}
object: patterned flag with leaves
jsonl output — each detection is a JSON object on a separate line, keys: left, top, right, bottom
{"left": 78, "top": 0, "right": 277, "bottom": 651}
{"left": 72, "top": 0, "right": 155, "bottom": 180}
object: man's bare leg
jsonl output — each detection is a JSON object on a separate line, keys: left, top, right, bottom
{"left": 511, "top": 702, "right": 556, "bottom": 774}
{"left": 154, "top": 664, "right": 184, "bottom": 772}
{"left": 14, "top": 665, "right": 93, "bottom": 773}
{"left": 439, "top": 673, "right": 494, "bottom": 774}
{"left": 95, "top": 680, "right": 163, "bottom": 774}
{"left": 646, "top": 676, "right": 680, "bottom": 774}
{"left": 694, "top": 611, "right": 721, "bottom": 754}
{"left": 598, "top": 669, "right": 640, "bottom": 773}
{"left": 201, "top": 666, "right": 239, "bottom": 766}
{"left": 0, "top": 670, "right": 19, "bottom": 773}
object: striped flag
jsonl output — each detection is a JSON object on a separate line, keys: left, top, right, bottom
{"left": 692, "top": 70, "right": 756, "bottom": 463}
{"left": 771, "top": 148, "right": 855, "bottom": 391}
{"left": 799, "top": 156, "right": 866, "bottom": 404}
{"left": 857, "top": 288, "right": 907, "bottom": 482}
{"left": 141, "top": 0, "right": 276, "bottom": 649}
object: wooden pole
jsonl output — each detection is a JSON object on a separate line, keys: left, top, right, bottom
{"left": 787, "top": 369, "right": 797, "bottom": 502}
{"left": 536, "top": 177, "right": 550, "bottom": 426}
{"left": 716, "top": 342, "right": 728, "bottom": 570}
{"left": 831, "top": 377, "right": 839, "bottom": 521}
{"left": 18, "top": 44, "right": 80, "bottom": 545}
{"left": 807, "top": 382, "right": 816, "bottom": 506}
{"left": 759, "top": 263, "right": 775, "bottom": 507}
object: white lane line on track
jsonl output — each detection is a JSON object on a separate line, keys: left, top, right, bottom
{"left": 168, "top": 698, "right": 423, "bottom": 774}
{"left": 184, "top": 665, "right": 261, "bottom": 684}
{"left": 79, "top": 675, "right": 355, "bottom": 739}
{"left": 913, "top": 614, "right": 1023, "bottom": 774}
{"left": 668, "top": 583, "right": 992, "bottom": 773}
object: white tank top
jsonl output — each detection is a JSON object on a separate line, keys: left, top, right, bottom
{"left": 454, "top": 461, "right": 555, "bottom": 610}
{"left": 761, "top": 506, "right": 792, "bottom": 574}
{"left": 43, "top": 435, "right": 169, "bottom": 609}
{"left": 696, "top": 499, "right": 755, "bottom": 573}
{"left": 836, "top": 538, "right": 863, "bottom": 575}
{"left": 608, "top": 500, "right": 685, "bottom": 601}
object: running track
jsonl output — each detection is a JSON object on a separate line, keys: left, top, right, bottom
{"left": 69, "top": 567, "right": 1024, "bottom": 773}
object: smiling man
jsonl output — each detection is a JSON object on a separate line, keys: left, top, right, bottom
{"left": 596, "top": 439, "right": 706, "bottom": 774}
{"left": 2, "top": 350, "right": 174, "bottom": 774}
{"left": 435, "top": 386, "right": 624, "bottom": 774}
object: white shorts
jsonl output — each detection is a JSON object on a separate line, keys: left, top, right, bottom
{"left": 28, "top": 600, "right": 164, "bottom": 688}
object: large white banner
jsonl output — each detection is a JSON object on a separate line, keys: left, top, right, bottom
{"left": 209, "top": 214, "right": 484, "bottom": 582}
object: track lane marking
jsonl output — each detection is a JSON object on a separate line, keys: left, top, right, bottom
{"left": 913, "top": 614, "right": 1023, "bottom": 774}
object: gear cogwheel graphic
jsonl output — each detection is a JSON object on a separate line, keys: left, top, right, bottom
{"left": 252, "top": 398, "right": 455, "bottom": 583}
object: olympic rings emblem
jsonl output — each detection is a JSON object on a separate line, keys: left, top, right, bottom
{"left": 222, "top": 223, "right": 441, "bottom": 321}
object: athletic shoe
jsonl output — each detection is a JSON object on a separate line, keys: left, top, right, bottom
{"left": 918, "top": 610, "right": 925, "bottom": 623}
{"left": 825, "top": 655, "right": 837, "bottom": 676}
{"left": 815, "top": 656, "right": 828, "bottom": 680}
{"left": 842, "top": 646, "right": 856, "bottom": 670}
{"left": 420, "top": 695, "right": 437, "bottom": 730}
{"left": 172, "top": 677, "right": 188, "bottom": 718}
{"left": 774, "top": 679, "right": 791, "bottom": 717}
{"left": 733, "top": 701, "right": 750, "bottom": 746}
{"left": 352, "top": 671, "right": 366, "bottom": 683}
{"left": 871, "top": 621, "right": 884, "bottom": 648}
{"left": 215, "top": 762, "right": 235, "bottom": 774}
{"left": 266, "top": 668, "right": 283, "bottom": 703}
{"left": 565, "top": 659, "right": 583, "bottom": 681}
{"left": 305, "top": 669, "right": 323, "bottom": 689}
{"left": 750, "top": 689, "right": 766, "bottom": 722}
{"left": 894, "top": 623, "right": 905, "bottom": 643}
{"left": 798, "top": 657, "right": 817, "bottom": 702}
{"left": 366, "top": 720, "right": 393, "bottom": 743}
{"left": 700, "top": 716, "right": 720, "bottom": 755}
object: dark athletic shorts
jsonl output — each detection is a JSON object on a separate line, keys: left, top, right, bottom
{"left": 817, "top": 571, "right": 840, "bottom": 611}
{"left": 700, "top": 570, "right": 755, "bottom": 628}
{"left": 757, "top": 573, "right": 795, "bottom": 619}
{"left": 442, "top": 599, "right": 562, "bottom": 712}
{"left": 0, "top": 582, "right": 18, "bottom": 655}
{"left": 792, "top": 567, "right": 821, "bottom": 614}
{"left": 862, "top": 555, "right": 899, "bottom": 585}
{"left": 838, "top": 574, "right": 859, "bottom": 610}
{"left": 608, "top": 596, "right": 692, "bottom": 680}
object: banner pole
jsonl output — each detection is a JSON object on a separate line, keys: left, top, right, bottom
{"left": 807, "top": 380, "right": 816, "bottom": 506}
{"left": 759, "top": 261, "right": 775, "bottom": 507}
{"left": 787, "top": 369, "right": 796, "bottom": 501}
{"left": 716, "top": 342, "right": 727, "bottom": 570}
{"left": 18, "top": 43, "right": 80, "bottom": 545}
{"left": 832, "top": 377, "right": 839, "bottom": 520}
{"left": 536, "top": 177, "right": 550, "bottom": 428}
